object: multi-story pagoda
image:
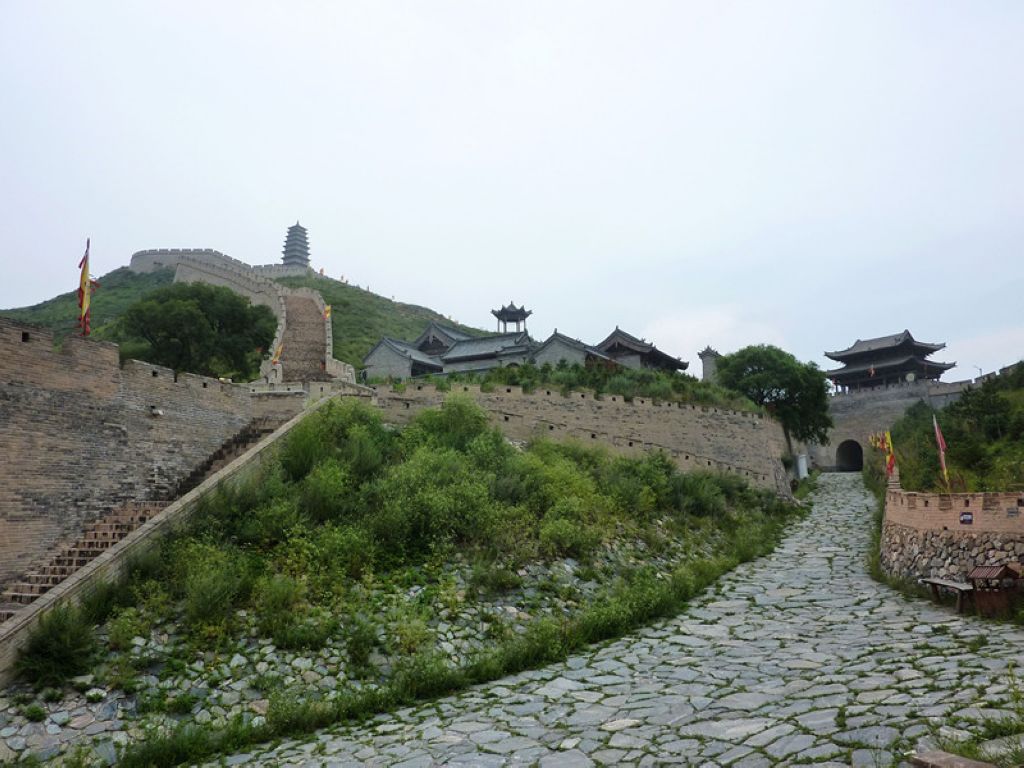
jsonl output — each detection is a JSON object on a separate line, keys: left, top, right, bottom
{"left": 492, "top": 302, "right": 531, "bottom": 333}
{"left": 825, "top": 330, "right": 955, "bottom": 390}
{"left": 282, "top": 221, "right": 310, "bottom": 268}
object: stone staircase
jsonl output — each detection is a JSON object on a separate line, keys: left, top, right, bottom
{"left": 0, "top": 502, "right": 164, "bottom": 622}
{"left": 279, "top": 295, "right": 333, "bottom": 382}
{"left": 0, "top": 417, "right": 281, "bottom": 624}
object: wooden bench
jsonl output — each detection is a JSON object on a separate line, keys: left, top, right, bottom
{"left": 919, "top": 577, "right": 974, "bottom": 614}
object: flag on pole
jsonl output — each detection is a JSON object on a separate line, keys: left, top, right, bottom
{"left": 933, "top": 414, "right": 950, "bottom": 488}
{"left": 77, "top": 239, "right": 99, "bottom": 336}
{"left": 271, "top": 343, "right": 284, "bottom": 365}
{"left": 323, "top": 305, "right": 332, "bottom": 320}
{"left": 884, "top": 430, "right": 896, "bottom": 477}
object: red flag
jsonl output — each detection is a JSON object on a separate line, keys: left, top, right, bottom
{"left": 933, "top": 414, "right": 950, "bottom": 488}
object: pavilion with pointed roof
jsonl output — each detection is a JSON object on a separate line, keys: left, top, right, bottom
{"left": 825, "top": 330, "right": 955, "bottom": 390}
{"left": 492, "top": 302, "right": 532, "bottom": 333}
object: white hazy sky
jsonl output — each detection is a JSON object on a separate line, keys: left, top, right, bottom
{"left": 2, "top": 1, "right": 1022, "bottom": 378}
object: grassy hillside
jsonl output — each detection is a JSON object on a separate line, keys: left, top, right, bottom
{"left": 0, "top": 267, "right": 174, "bottom": 340}
{"left": 0, "top": 268, "right": 482, "bottom": 368}
{"left": 881, "top": 363, "right": 1024, "bottom": 492}
{"left": 275, "top": 274, "right": 485, "bottom": 366}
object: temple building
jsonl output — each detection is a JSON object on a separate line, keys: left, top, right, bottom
{"left": 363, "top": 304, "right": 690, "bottom": 380}
{"left": 282, "top": 222, "right": 311, "bottom": 268}
{"left": 596, "top": 327, "right": 689, "bottom": 372}
{"left": 825, "top": 330, "right": 955, "bottom": 390}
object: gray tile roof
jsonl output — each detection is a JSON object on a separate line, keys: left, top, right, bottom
{"left": 537, "top": 332, "right": 615, "bottom": 362}
{"left": 826, "top": 330, "right": 945, "bottom": 360}
{"left": 371, "top": 338, "right": 443, "bottom": 368}
{"left": 441, "top": 332, "right": 535, "bottom": 361}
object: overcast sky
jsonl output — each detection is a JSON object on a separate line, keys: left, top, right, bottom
{"left": 2, "top": 1, "right": 1021, "bottom": 378}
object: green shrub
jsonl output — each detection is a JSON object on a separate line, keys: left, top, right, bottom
{"left": 109, "top": 607, "right": 148, "bottom": 651}
{"left": 345, "top": 614, "right": 377, "bottom": 669}
{"left": 272, "top": 612, "right": 338, "bottom": 651}
{"left": 22, "top": 703, "right": 46, "bottom": 721}
{"left": 16, "top": 604, "right": 97, "bottom": 687}
{"left": 404, "top": 395, "right": 491, "bottom": 452}
{"left": 539, "top": 514, "right": 600, "bottom": 559}
{"left": 280, "top": 418, "right": 329, "bottom": 482}
{"left": 181, "top": 544, "right": 252, "bottom": 630}
{"left": 316, "top": 525, "right": 375, "bottom": 581}
{"left": 671, "top": 472, "right": 727, "bottom": 517}
{"left": 299, "top": 459, "right": 352, "bottom": 523}
{"left": 469, "top": 562, "right": 523, "bottom": 595}
{"left": 253, "top": 574, "right": 303, "bottom": 636}
{"left": 370, "top": 446, "right": 493, "bottom": 556}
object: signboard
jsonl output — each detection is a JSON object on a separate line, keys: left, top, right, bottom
{"left": 960, "top": 511, "right": 974, "bottom": 525}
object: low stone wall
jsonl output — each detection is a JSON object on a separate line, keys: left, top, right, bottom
{"left": 372, "top": 384, "right": 792, "bottom": 495}
{"left": 881, "top": 486, "right": 1024, "bottom": 580}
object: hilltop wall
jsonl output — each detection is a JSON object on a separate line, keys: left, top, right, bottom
{"left": 881, "top": 485, "right": 1024, "bottom": 581}
{"left": 0, "top": 318, "right": 307, "bottom": 587}
{"left": 372, "top": 384, "right": 792, "bottom": 495}
{"left": 129, "top": 249, "right": 354, "bottom": 383}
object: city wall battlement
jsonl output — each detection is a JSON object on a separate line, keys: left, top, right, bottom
{"left": 0, "top": 318, "right": 309, "bottom": 587}
{"left": 371, "top": 383, "right": 792, "bottom": 495}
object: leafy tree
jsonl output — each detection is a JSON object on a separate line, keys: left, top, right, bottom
{"left": 715, "top": 345, "right": 833, "bottom": 446}
{"left": 118, "top": 283, "right": 276, "bottom": 379}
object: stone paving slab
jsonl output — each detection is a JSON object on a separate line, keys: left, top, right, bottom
{"left": 212, "top": 474, "right": 1024, "bottom": 766}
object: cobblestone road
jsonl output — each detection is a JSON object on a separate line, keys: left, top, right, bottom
{"left": 229, "top": 474, "right": 1024, "bottom": 767}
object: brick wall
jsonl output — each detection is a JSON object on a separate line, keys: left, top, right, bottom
{"left": 0, "top": 319, "right": 306, "bottom": 588}
{"left": 881, "top": 486, "right": 1024, "bottom": 580}
{"left": 371, "top": 384, "right": 791, "bottom": 495}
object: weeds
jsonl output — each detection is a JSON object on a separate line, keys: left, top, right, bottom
{"left": 15, "top": 604, "right": 97, "bottom": 687}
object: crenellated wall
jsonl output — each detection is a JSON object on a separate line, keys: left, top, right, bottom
{"left": 0, "top": 319, "right": 311, "bottom": 588}
{"left": 813, "top": 364, "right": 1021, "bottom": 470}
{"left": 129, "top": 249, "right": 354, "bottom": 383}
{"left": 880, "top": 485, "right": 1024, "bottom": 581}
{"left": 371, "top": 384, "right": 792, "bottom": 495}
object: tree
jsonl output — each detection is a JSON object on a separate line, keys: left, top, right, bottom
{"left": 716, "top": 345, "right": 833, "bottom": 446}
{"left": 118, "top": 283, "right": 276, "bottom": 379}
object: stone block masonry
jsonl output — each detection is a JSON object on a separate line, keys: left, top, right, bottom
{"left": 372, "top": 384, "right": 792, "bottom": 495}
{"left": 881, "top": 485, "right": 1024, "bottom": 581}
{"left": 0, "top": 319, "right": 309, "bottom": 590}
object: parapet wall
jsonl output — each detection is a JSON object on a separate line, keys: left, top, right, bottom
{"left": 881, "top": 486, "right": 1024, "bottom": 581}
{"left": 372, "top": 384, "right": 791, "bottom": 495}
{"left": 0, "top": 318, "right": 308, "bottom": 588}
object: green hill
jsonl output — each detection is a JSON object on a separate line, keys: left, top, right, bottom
{"left": 0, "top": 267, "right": 175, "bottom": 341}
{"left": 274, "top": 274, "right": 486, "bottom": 366}
{"left": 1, "top": 267, "right": 485, "bottom": 368}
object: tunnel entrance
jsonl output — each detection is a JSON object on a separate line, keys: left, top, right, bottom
{"left": 836, "top": 440, "right": 864, "bottom": 472}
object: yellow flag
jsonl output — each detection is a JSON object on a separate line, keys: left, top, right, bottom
{"left": 323, "top": 305, "right": 332, "bottom": 320}
{"left": 271, "top": 343, "right": 284, "bottom": 365}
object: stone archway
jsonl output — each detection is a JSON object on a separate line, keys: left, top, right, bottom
{"left": 835, "top": 439, "right": 864, "bottom": 472}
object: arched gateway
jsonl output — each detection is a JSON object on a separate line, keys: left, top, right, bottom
{"left": 835, "top": 440, "right": 864, "bottom": 472}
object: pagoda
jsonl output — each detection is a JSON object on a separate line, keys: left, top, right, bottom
{"left": 491, "top": 302, "right": 532, "bottom": 333}
{"left": 825, "top": 330, "right": 955, "bottom": 390}
{"left": 282, "top": 222, "right": 310, "bottom": 268}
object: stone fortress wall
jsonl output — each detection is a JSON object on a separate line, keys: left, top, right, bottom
{"left": 129, "top": 249, "right": 353, "bottom": 384}
{"left": 372, "top": 383, "right": 793, "bottom": 496}
{"left": 0, "top": 317, "right": 311, "bottom": 589}
{"left": 881, "top": 484, "right": 1024, "bottom": 581}
{"left": 812, "top": 364, "right": 1020, "bottom": 470}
